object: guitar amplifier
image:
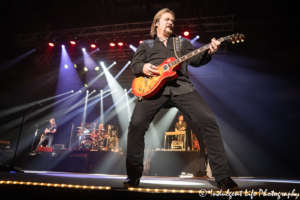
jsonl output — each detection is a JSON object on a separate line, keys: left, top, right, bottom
{"left": 37, "top": 146, "right": 53, "bottom": 152}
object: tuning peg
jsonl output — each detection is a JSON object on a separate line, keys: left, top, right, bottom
{"left": 237, "top": 40, "right": 240, "bottom": 43}
{"left": 241, "top": 39, "right": 244, "bottom": 42}
{"left": 232, "top": 41, "right": 235, "bottom": 44}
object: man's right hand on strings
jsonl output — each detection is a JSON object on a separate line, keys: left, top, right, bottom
{"left": 143, "top": 63, "right": 160, "bottom": 77}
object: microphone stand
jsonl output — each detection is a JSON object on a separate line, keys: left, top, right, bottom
{"left": 29, "top": 119, "right": 49, "bottom": 155}
{"left": 0, "top": 103, "right": 43, "bottom": 173}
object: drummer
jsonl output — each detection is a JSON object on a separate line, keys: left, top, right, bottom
{"left": 98, "top": 123, "right": 106, "bottom": 137}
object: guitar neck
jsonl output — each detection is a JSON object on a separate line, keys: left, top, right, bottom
{"left": 164, "top": 36, "right": 230, "bottom": 70}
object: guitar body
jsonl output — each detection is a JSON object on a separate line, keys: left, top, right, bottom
{"left": 132, "top": 57, "right": 181, "bottom": 99}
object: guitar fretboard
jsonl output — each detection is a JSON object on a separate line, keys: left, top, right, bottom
{"left": 163, "top": 36, "right": 231, "bottom": 71}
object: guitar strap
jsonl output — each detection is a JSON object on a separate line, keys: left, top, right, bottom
{"left": 173, "top": 37, "right": 181, "bottom": 58}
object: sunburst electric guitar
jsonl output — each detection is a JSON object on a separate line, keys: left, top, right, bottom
{"left": 131, "top": 33, "right": 246, "bottom": 99}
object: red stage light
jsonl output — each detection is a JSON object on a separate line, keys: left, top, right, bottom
{"left": 110, "top": 43, "right": 115, "bottom": 47}
{"left": 49, "top": 42, "right": 54, "bottom": 47}
{"left": 183, "top": 31, "right": 189, "bottom": 36}
{"left": 70, "top": 41, "right": 76, "bottom": 45}
{"left": 91, "top": 44, "right": 96, "bottom": 48}
{"left": 139, "top": 40, "right": 143, "bottom": 44}
{"left": 118, "top": 42, "right": 123, "bottom": 46}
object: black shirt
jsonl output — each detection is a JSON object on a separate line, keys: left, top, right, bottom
{"left": 46, "top": 124, "right": 57, "bottom": 136}
{"left": 175, "top": 121, "right": 187, "bottom": 131}
{"left": 130, "top": 34, "right": 212, "bottom": 96}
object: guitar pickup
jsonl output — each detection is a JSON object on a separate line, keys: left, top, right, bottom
{"left": 163, "top": 64, "right": 169, "bottom": 72}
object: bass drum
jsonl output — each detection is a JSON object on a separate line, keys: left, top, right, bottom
{"left": 80, "top": 136, "right": 97, "bottom": 150}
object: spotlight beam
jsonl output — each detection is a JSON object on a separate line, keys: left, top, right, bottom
{"left": 0, "top": 49, "right": 36, "bottom": 73}
{"left": 0, "top": 91, "right": 73, "bottom": 118}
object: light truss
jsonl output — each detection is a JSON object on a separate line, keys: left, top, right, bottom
{"left": 15, "top": 18, "right": 200, "bottom": 47}
{"left": 15, "top": 16, "right": 235, "bottom": 47}
{"left": 201, "top": 15, "right": 234, "bottom": 32}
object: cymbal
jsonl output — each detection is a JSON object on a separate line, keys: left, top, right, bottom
{"left": 77, "top": 127, "right": 84, "bottom": 129}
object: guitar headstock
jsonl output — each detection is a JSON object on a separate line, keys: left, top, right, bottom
{"left": 228, "top": 33, "right": 246, "bottom": 44}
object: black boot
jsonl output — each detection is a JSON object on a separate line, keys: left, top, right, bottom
{"left": 123, "top": 177, "right": 140, "bottom": 187}
{"left": 217, "top": 177, "right": 238, "bottom": 190}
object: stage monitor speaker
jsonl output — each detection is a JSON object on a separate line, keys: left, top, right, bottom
{"left": 53, "top": 144, "right": 65, "bottom": 149}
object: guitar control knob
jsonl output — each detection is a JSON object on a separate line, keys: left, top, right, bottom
{"left": 149, "top": 86, "right": 152, "bottom": 89}
{"left": 145, "top": 84, "right": 148, "bottom": 87}
{"left": 139, "top": 88, "right": 142, "bottom": 91}
{"left": 143, "top": 90, "right": 146, "bottom": 93}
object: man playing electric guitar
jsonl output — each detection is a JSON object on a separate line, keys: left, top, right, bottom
{"left": 124, "top": 8, "right": 238, "bottom": 190}
{"left": 35, "top": 118, "right": 57, "bottom": 151}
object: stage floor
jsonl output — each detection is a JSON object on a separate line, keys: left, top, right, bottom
{"left": 1, "top": 171, "right": 300, "bottom": 198}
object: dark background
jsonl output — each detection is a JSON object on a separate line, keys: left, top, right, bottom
{"left": 0, "top": 0, "right": 299, "bottom": 178}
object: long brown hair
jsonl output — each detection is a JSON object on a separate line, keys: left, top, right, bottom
{"left": 150, "top": 8, "right": 175, "bottom": 38}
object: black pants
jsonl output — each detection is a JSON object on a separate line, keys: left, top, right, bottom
{"left": 126, "top": 90, "right": 231, "bottom": 182}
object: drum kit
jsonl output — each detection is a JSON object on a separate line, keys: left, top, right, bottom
{"left": 76, "top": 123, "right": 117, "bottom": 151}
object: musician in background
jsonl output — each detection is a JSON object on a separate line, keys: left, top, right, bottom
{"left": 175, "top": 115, "right": 186, "bottom": 141}
{"left": 107, "top": 125, "right": 119, "bottom": 151}
{"left": 98, "top": 123, "right": 105, "bottom": 136}
{"left": 35, "top": 118, "right": 57, "bottom": 151}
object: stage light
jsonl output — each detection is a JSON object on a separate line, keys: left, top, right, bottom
{"left": 74, "top": 64, "right": 77, "bottom": 68}
{"left": 107, "top": 89, "right": 110, "bottom": 92}
{"left": 183, "top": 31, "right": 189, "bottom": 36}
{"left": 114, "top": 61, "right": 116, "bottom": 64}
{"left": 64, "top": 64, "right": 68, "bottom": 69}
{"left": 93, "top": 90, "right": 96, "bottom": 92}
{"left": 118, "top": 42, "right": 123, "bottom": 46}
{"left": 84, "top": 84, "right": 88, "bottom": 87}
{"left": 70, "top": 41, "right": 76, "bottom": 45}
{"left": 97, "top": 48, "right": 99, "bottom": 51}
{"left": 129, "top": 61, "right": 131, "bottom": 63}
{"left": 95, "top": 66, "right": 99, "bottom": 71}
{"left": 197, "top": 35, "right": 200, "bottom": 38}
{"left": 100, "top": 90, "right": 103, "bottom": 92}
{"left": 139, "top": 40, "right": 143, "bottom": 44}
{"left": 87, "top": 90, "right": 89, "bottom": 93}
{"left": 84, "top": 67, "right": 88, "bottom": 71}
{"left": 91, "top": 44, "right": 96, "bottom": 48}
{"left": 82, "top": 48, "right": 86, "bottom": 51}
{"left": 61, "top": 45, "right": 65, "bottom": 48}
{"left": 71, "top": 90, "right": 74, "bottom": 93}
{"left": 130, "top": 45, "right": 137, "bottom": 52}
{"left": 49, "top": 43, "right": 54, "bottom": 47}
{"left": 178, "top": 35, "right": 181, "bottom": 38}
{"left": 110, "top": 43, "right": 115, "bottom": 47}
{"left": 79, "top": 90, "right": 82, "bottom": 93}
